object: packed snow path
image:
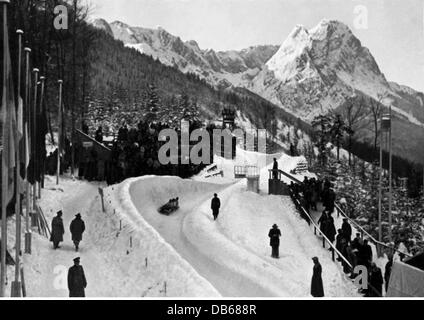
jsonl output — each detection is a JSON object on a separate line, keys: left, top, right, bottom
{"left": 128, "top": 172, "right": 358, "bottom": 296}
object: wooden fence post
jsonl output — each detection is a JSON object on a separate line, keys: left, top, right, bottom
{"left": 98, "top": 188, "right": 105, "bottom": 213}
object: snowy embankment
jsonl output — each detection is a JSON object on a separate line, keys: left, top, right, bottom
{"left": 22, "top": 148, "right": 358, "bottom": 297}
{"left": 125, "top": 149, "right": 358, "bottom": 297}
{"left": 24, "top": 175, "right": 218, "bottom": 297}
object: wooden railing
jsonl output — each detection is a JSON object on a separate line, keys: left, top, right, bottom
{"left": 276, "top": 168, "right": 412, "bottom": 259}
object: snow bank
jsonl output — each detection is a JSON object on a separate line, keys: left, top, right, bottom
{"left": 110, "top": 176, "right": 220, "bottom": 297}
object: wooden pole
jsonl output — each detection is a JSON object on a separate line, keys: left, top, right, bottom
{"left": 0, "top": 0, "right": 12, "bottom": 298}
{"left": 57, "top": 80, "right": 63, "bottom": 185}
{"left": 11, "top": 29, "right": 24, "bottom": 297}
{"left": 24, "top": 47, "right": 31, "bottom": 254}
{"left": 32, "top": 69, "right": 39, "bottom": 227}
{"left": 378, "top": 112, "right": 383, "bottom": 245}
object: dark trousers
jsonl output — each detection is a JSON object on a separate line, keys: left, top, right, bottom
{"left": 271, "top": 245, "right": 279, "bottom": 258}
{"left": 73, "top": 240, "right": 80, "bottom": 251}
{"left": 213, "top": 210, "right": 219, "bottom": 220}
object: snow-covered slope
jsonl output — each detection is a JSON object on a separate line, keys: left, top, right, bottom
{"left": 126, "top": 150, "right": 358, "bottom": 297}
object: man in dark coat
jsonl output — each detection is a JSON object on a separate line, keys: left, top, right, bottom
{"left": 68, "top": 257, "right": 87, "bottom": 297}
{"left": 336, "top": 229, "right": 346, "bottom": 261}
{"left": 384, "top": 256, "right": 393, "bottom": 293}
{"left": 95, "top": 126, "right": 103, "bottom": 143}
{"left": 341, "top": 218, "right": 352, "bottom": 243}
{"left": 211, "top": 194, "right": 221, "bottom": 221}
{"left": 50, "top": 211, "right": 65, "bottom": 249}
{"left": 272, "top": 158, "right": 279, "bottom": 180}
{"left": 325, "top": 213, "right": 337, "bottom": 244}
{"left": 311, "top": 257, "right": 324, "bottom": 297}
{"left": 268, "top": 224, "right": 281, "bottom": 258}
{"left": 70, "top": 213, "right": 86, "bottom": 252}
{"left": 360, "top": 239, "right": 373, "bottom": 267}
{"left": 368, "top": 263, "right": 383, "bottom": 297}
{"left": 351, "top": 233, "right": 362, "bottom": 250}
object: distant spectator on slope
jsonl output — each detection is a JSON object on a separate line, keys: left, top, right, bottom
{"left": 368, "top": 263, "right": 383, "bottom": 297}
{"left": 268, "top": 224, "right": 282, "bottom": 259}
{"left": 351, "top": 233, "right": 362, "bottom": 250}
{"left": 361, "top": 239, "right": 373, "bottom": 267}
{"left": 70, "top": 213, "right": 86, "bottom": 252}
{"left": 95, "top": 126, "right": 103, "bottom": 143}
{"left": 50, "top": 211, "right": 65, "bottom": 249}
{"left": 311, "top": 257, "right": 324, "bottom": 297}
{"left": 211, "top": 194, "right": 221, "bottom": 221}
{"left": 384, "top": 256, "right": 393, "bottom": 293}
{"left": 272, "top": 158, "right": 279, "bottom": 180}
{"left": 342, "top": 218, "right": 352, "bottom": 243}
{"left": 82, "top": 122, "right": 89, "bottom": 135}
{"left": 68, "top": 257, "right": 87, "bottom": 297}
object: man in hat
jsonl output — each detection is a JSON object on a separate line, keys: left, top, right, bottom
{"left": 51, "top": 211, "right": 65, "bottom": 249}
{"left": 68, "top": 257, "right": 87, "bottom": 297}
{"left": 70, "top": 213, "right": 86, "bottom": 252}
{"left": 211, "top": 194, "right": 221, "bottom": 221}
{"left": 268, "top": 224, "right": 281, "bottom": 258}
{"left": 311, "top": 257, "right": 324, "bottom": 297}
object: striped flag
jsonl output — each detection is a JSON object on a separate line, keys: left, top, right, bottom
{"left": 1, "top": 4, "right": 17, "bottom": 207}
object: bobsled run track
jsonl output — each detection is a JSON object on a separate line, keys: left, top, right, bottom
{"left": 124, "top": 150, "right": 359, "bottom": 297}
{"left": 25, "top": 149, "right": 358, "bottom": 297}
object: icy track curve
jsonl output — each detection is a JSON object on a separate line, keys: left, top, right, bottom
{"left": 122, "top": 152, "right": 359, "bottom": 297}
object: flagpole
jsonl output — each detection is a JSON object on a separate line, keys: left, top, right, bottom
{"left": 24, "top": 47, "right": 31, "bottom": 254}
{"left": 388, "top": 105, "right": 393, "bottom": 243}
{"left": 11, "top": 29, "right": 24, "bottom": 297}
{"left": 57, "top": 80, "right": 63, "bottom": 185}
{"left": 0, "top": 0, "right": 10, "bottom": 298}
{"left": 31, "top": 69, "right": 39, "bottom": 225}
{"left": 38, "top": 76, "right": 45, "bottom": 199}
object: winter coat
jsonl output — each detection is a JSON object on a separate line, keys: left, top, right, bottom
{"left": 325, "top": 217, "right": 337, "bottom": 243}
{"left": 268, "top": 228, "right": 281, "bottom": 247}
{"left": 384, "top": 260, "right": 393, "bottom": 285}
{"left": 336, "top": 233, "right": 345, "bottom": 252}
{"left": 70, "top": 218, "right": 86, "bottom": 242}
{"left": 318, "top": 213, "right": 327, "bottom": 234}
{"left": 362, "top": 244, "right": 373, "bottom": 263}
{"left": 211, "top": 197, "right": 221, "bottom": 214}
{"left": 342, "top": 221, "right": 352, "bottom": 242}
{"left": 68, "top": 265, "right": 87, "bottom": 297}
{"left": 311, "top": 263, "right": 324, "bottom": 297}
{"left": 50, "top": 216, "right": 65, "bottom": 243}
{"left": 369, "top": 267, "right": 383, "bottom": 297}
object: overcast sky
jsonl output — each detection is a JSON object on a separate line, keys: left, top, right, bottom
{"left": 89, "top": 0, "right": 424, "bottom": 92}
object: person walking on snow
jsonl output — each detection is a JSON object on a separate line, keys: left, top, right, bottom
{"left": 70, "top": 213, "right": 86, "bottom": 252}
{"left": 342, "top": 218, "right": 352, "bottom": 243}
{"left": 68, "top": 257, "right": 87, "bottom": 297}
{"left": 268, "top": 224, "right": 281, "bottom": 258}
{"left": 311, "top": 257, "right": 324, "bottom": 297}
{"left": 211, "top": 194, "right": 221, "bottom": 221}
{"left": 50, "top": 211, "right": 65, "bottom": 249}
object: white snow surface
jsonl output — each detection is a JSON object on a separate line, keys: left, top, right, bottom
{"left": 22, "top": 148, "right": 358, "bottom": 297}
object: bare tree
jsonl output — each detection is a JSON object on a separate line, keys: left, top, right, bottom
{"left": 339, "top": 96, "right": 368, "bottom": 165}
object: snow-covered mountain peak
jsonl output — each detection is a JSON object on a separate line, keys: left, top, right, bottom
{"left": 111, "top": 20, "right": 130, "bottom": 29}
